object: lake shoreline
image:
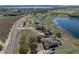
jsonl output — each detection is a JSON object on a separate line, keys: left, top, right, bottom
{"left": 53, "top": 18, "right": 79, "bottom": 40}
{"left": 52, "top": 19, "right": 79, "bottom": 46}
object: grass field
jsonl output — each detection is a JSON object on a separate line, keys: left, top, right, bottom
{"left": 20, "top": 29, "right": 40, "bottom": 40}
{"left": 0, "top": 16, "right": 22, "bottom": 43}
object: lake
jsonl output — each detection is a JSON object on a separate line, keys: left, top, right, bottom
{"left": 53, "top": 17, "right": 79, "bottom": 39}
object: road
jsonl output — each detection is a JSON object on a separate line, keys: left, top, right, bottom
{"left": 2, "top": 16, "right": 26, "bottom": 54}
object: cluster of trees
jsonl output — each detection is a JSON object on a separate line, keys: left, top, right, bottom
{"left": 28, "top": 36, "right": 42, "bottom": 54}
{"left": 29, "top": 36, "right": 42, "bottom": 43}
{"left": 19, "top": 35, "right": 42, "bottom": 54}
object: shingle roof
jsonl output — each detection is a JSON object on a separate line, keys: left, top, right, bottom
{"left": 42, "top": 40, "right": 58, "bottom": 50}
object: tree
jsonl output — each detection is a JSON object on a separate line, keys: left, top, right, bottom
{"left": 36, "top": 36, "right": 42, "bottom": 43}
{"left": 29, "top": 42, "right": 37, "bottom": 51}
{"left": 41, "top": 25, "right": 46, "bottom": 32}
{"left": 29, "top": 42, "right": 38, "bottom": 54}
{"left": 19, "top": 45, "right": 29, "bottom": 54}
{"left": 0, "top": 44, "right": 3, "bottom": 51}
{"left": 56, "top": 33, "right": 61, "bottom": 38}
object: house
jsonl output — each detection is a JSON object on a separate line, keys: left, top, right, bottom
{"left": 47, "top": 30, "right": 54, "bottom": 35}
{"left": 34, "top": 19, "right": 40, "bottom": 24}
{"left": 42, "top": 40, "right": 58, "bottom": 50}
{"left": 35, "top": 24, "right": 42, "bottom": 30}
{"left": 43, "top": 30, "right": 53, "bottom": 37}
{"left": 44, "top": 31, "right": 50, "bottom": 37}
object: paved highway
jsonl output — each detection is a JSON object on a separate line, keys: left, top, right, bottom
{"left": 2, "top": 17, "right": 26, "bottom": 54}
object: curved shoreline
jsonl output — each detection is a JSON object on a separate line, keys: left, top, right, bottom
{"left": 53, "top": 19, "right": 79, "bottom": 40}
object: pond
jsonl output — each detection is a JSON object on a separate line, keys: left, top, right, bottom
{"left": 53, "top": 17, "right": 79, "bottom": 39}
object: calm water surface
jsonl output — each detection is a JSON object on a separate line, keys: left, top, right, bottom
{"left": 53, "top": 17, "right": 79, "bottom": 39}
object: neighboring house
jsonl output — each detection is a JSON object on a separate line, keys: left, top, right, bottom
{"left": 34, "top": 19, "right": 40, "bottom": 24}
{"left": 42, "top": 40, "right": 58, "bottom": 50}
{"left": 35, "top": 24, "right": 42, "bottom": 30}
{"left": 34, "top": 19, "right": 42, "bottom": 30}
{"left": 44, "top": 31, "right": 50, "bottom": 37}
{"left": 43, "top": 30, "right": 53, "bottom": 37}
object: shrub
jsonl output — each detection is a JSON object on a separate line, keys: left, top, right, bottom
{"left": 56, "top": 33, "right": 61, "bottom": 38}
{"left": 41, "top": 25, "right": 46, "bottom": 32}
{"left": 29, "top": 42, "right": 37, "bottom": 50}
{"left": 29, "top": 42, "right": 38, "bottom": 54}
{"left": 19, "top": 45, "right": 29, "bottom": 54}
{"left": 36, "top": 36, "right": 42, "bottom": 43}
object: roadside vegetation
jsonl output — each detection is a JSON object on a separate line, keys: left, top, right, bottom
{"left": 19, "top": 29, "right": 42, "bottom": 54}
{"left": 19, "top": 44, "right": 29, "bottom": 54}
